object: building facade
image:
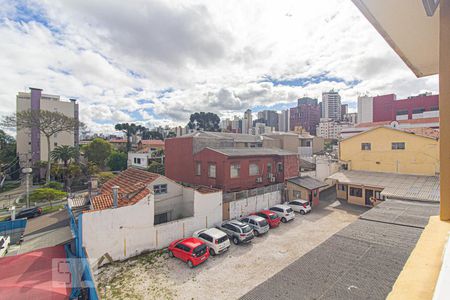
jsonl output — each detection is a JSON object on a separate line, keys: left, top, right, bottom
{"left": 316, "top": 119, "right": 343, "bottom": 139}
{"left": 257, "top": 110, "right": 279, "bottom": 130}
{"left": 242, "top": 109, "right": 253, "bottom": 134}
{"left": 16, "top": 88, "right": 79, "bottom": 168}
{"left": 321, "top": 91, "right": 342, "bottom": 121}
{"left": 357, "top": 95, "right": 374, "bottom": 124}
{"left": 278, "top": 109, "right": 290, "bottom": 132}
{"left": 339, "top": 126, "right": 439, "bottom": 176}
{"left": 289, "top": 98, "right": 320, "bottom": 134}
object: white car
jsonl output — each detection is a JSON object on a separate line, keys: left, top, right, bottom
{"left": 269, "top": 204, "right": 295, "bottom": 223}
{"left": 287, "top": 199, "right": 312, "bottom": 215}
{"left": 0, "top": 236, "right": 10, "bottom": 257}
{"left": 193, "top": 228, "right": 231, "bottom": 256}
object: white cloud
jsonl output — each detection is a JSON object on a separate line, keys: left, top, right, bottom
{"left": 0, "top": 0, "right": 438, "bottom": 134}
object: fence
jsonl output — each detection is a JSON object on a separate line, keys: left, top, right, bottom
{"left": 67, "top": 206, "right": 99, "bottom": 300}
{"left": 0, "top": 218, "right": 27, "bottom": 244}
{"left": 223, "top": 183, "right": 284, "bottom": 203}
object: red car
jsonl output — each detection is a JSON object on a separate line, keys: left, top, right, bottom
{"left": 168, "top": 237, "right": 210, "bottom": 268}
{"left": 253, "top": 210, "right": 281, "bottom": 228}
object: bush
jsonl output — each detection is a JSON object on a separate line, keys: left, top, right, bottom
{"left": 107, "top": 151, "right": 127, "bottom": 171}
{"left": 147, "top": 161, "right": 165, "bottom": 175}
{"left": 43, "top": 181, "right": 64, "bottom": 191}
{"left": 98, "top": 171, "right": 117, "bottom": 185}
{"left": 29, "top": 188, "right": 67, "bottom": 207}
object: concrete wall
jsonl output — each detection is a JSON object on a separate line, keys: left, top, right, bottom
{"left": 340, "top": 127, "right": 439, "bottom": 176}
{"left": 152, "top": 177, "right": 190, "bottom": 220}
{"left": 128, "top": 152, "right": 149, "bottom": 168}
{"left": 315, "top": 157, "right": 340, "bottom": 181}
{"left": 82, "top": 187, "right": 222, "bottom": 264}
{"left": 228, "top": 190, "right": 281, "bottom": 220}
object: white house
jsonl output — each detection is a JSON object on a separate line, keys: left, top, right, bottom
{"left": 81, "top": 168, "right": 222, "bottom": 264}
{"left": 127, "top": 140, "right": 165, "bottom": 168}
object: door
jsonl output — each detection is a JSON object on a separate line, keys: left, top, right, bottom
{"left": 223, "top": 202, "right": 230, "bottom": 220}
{"left": 365, "top": 189, "right": 374, "bottom": 206}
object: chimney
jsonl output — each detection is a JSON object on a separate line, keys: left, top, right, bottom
{"left": 112, "top": 186, "right": 119, "bottom": 208}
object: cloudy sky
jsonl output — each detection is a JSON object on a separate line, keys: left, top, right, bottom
{"left": 0, "top": 0, "right": 438, "bottom": 134}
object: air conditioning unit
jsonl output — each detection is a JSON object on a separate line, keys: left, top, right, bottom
{"left": 269, "top": 177, "right": 276, "bottom": 183}
{"left": 256, "top": 177, "right": 263, "bottom": 183}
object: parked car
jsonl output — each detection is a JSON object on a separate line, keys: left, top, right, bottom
{"left": 0, "top": 235, "right": 10, "bottom": 257}
{"left": 193, "top": 228, "right": 230, "bottom": 256}
{"left": 269, "top": 204, "right": 295, "bottom": 223}
{"left": 240, "top": 215, "right": 270, "bottom": 237}
{"left": 217, "top": 220, "right": 254, "bottom": 245}
{"left": 252, "top": 210, "right": 281, "bottom": 228}
{"left": 168, "top": 237, "right": 210, "bottom": 268}
{"left": 287, "top": 199, "right": 312, "bottom": 215}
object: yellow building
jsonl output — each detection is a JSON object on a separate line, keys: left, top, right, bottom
{"left": 339, "top": 126, "right": 439, "bottom": 176}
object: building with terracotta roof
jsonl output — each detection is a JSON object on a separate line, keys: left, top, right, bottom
{"left": 82, "top": 168, "right": 222, "bottom": 263}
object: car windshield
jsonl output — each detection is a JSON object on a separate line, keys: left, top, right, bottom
{"left": 258, "top": 219, "right": 268, "bottom": 227}
{"left": 193, "top": 244, "right": 207, "bottom": 256}
{"left": 286, "top": 208, "right": 293, "bottom": 213}
{"left": 217, "top": 235, "right": 228, "bottom": 244}
{"left": 269, "top": 214, "right": 278, "bottom": 220}
{"left": 241, "top": 225, "right": 252, "bottom": 233}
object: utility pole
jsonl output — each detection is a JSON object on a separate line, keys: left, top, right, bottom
{"left": 22, "top": 167, "right": 32, "bottom": 208}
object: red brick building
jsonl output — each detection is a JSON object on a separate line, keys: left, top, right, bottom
{"left": 165, "top": 135, "right": 299, "bottom": 192}
{"left": 372, "top": 93, "right": 439, "bottom": 122}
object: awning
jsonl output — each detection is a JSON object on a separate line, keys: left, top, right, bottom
{"left": 352, "top": 0, "right": 439, "bottom": 77}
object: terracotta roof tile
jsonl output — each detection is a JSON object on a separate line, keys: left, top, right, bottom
{"left": 195, "top": 186, "right": 221, "bottom": 194}
{"left": 109, "top": 139, "right": 128, "bottom": 143}
{"left": 403, "top": 127, "right": 440, "bottom": 139}
{"left": 140, "top": 140, "right": 165, "bottom": 147}
{"left": 91, "top": 188, "right": 151, "bottom": 210}
{"left": 101, "top": 168, "right": 159, "bottom": 195}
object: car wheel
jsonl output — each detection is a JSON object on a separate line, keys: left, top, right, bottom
{"left": 187, "top": 260, "right": 194, "bottom": 268}
{"left": 232, "top": 237, "right": 239, "bottom": 245}
{"left": 168, "top": 250, "right": 174, "bottom": 258}
{"left": 300, "top": 210, "right": 305, "bottom": 215}
{"left": 210, "top": 248, "right": 216, "bottom": 256}
{"left": 254, "top": 230, "right": 259, "bottom": 237}
{"left": 281, "top": 217, "right": 287, "bottom": 223}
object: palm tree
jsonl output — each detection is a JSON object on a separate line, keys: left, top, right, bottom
{"left": 50, "top": 145, "right": 77, "bottom": 167}
{"left": 50, "top": 145, "right": 77, "bottom": 190}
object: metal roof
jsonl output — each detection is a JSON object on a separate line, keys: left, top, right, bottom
{"left": 207, "top": 147, "right": 297, "bottom": 157}
{"left": 287, "top": 176, "right": 328, "bottom": 190}
{"left": 182, "top": 131, "right": 274, "bottom": 142}
{"left": 328, "top": 170, "right": 439, "bottom": 202}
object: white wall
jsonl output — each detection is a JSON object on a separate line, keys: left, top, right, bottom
{"left": 128, "top": 152, "right": 149, "bottom": 168}
{"left": 82, "top": 187, "right": 223, "bottom": 265}
{"left": 152, "top": 177, "right": 186, "bottom": 219}
{"left": 228, "top": 190, "right": 281, "bottom": 220}
{"left": 315, "top": 157, "right": 340, "bottom": 181}
{"left": 357, "top": 95, "right": 373, "bottom": 124}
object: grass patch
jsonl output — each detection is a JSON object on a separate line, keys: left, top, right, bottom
{"left": 42, "top": 204, "right": 65, "bottom": 214}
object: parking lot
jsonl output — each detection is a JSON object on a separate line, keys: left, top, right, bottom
{"left": 96, "top": 194, "right": 368, "bottom": 300}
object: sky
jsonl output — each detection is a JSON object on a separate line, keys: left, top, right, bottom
{"left": 0, "top": 0, "right": 438, "bottom": 134}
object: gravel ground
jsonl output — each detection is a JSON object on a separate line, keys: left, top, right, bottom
{"left": 96, "top": 199, "right": 367, "bottom": 300}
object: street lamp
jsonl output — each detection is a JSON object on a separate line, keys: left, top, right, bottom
{"left": 22, "top": 167, "right": 32, "bottom": 208}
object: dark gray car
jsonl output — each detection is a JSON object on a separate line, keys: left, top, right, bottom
{"left": 217, "top": 220, "right": 254, "bottom": 245}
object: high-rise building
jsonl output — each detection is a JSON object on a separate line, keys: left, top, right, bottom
{"left": 321, "top": 91, "right": 342, "bottom": 121}
{"left": 16, "top": 88, "right": 80, "bottom": 168}
{"left": 257, "top": 110, "right": 279, "bottom": 130}
{"left": 290, "top": 97, "right": 320, "bottom": 135}
{"left": 357, "top": 95, "right": 374, "bottom": 124}
{"left": 341, "top": 104, "right": 348, "bottom": 120}
{"left": 316, "top": 119, "right": 343, "bottom": 139}
{"left": 278, "top": 109, "right": 290, "bottom": 132}
{"left": 242, "top": 109, "right": 253, "bottom": 134}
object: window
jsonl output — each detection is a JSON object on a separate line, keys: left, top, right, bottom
{"left": 396, "top": 110, "right": 408, "bottom": 116}
{"left": 230, "top": 163, "right": 240, "bottom": 178}
{"left": 153, "top": 184, "right": 168, "bottom": 195}
{"left": 349, "top": 187, "right": 362, "bottom": 197}
{"left": 199, "top": 233, "right": 213, "bottom": 243}
{"left": 412, "top": 108, "right": 425, "bottom": 114}
{"left": 195, "top": 161, "right": 201, "bottom": 176}
{"left": 134, "top": 157, "right": 142, "bottom": 164}
{"left": 250, "top": 219, "right": 257, "bottom": 225}
{"left": 338, "top": 184, "right": 346, "bottom": 191}
{"left": 293, "top": 191, "right": 301, "bottom": 198}
{"left": 208, "top": 163, "right": 216, "bottom": 178}
{"left": 277, "top": 162, "right": 283, "bottom": 172}
{"left": 361, "top": 143, "right": 371, "bottom": 151}
{"left": 154, "top": 212, "right": 168, "bottom": 224}
{"left": 314, "top": 190, "right": 317, "bottom": 197}
{"left": 267, "top": 163, "right": 272, "bottom": 174}
{"left": 54, "top": 142, "right": 58, "bottom": 147}
{"left": 392, "top": 142, "right": 405, "bottom": 150}
{"left": 249, "top": 163, "right": 260, "bottom": 176}
{"left": 430, "top": 106, "right": 439, "bottom": 111}
{"left": 375, "top": 191, "right": 382, "bottom": 199}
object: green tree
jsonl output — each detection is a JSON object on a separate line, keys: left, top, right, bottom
{"left": 166, "top": 131, "right": 176, "bottom": 138}
{"left": 84, "top": 138, "right": 112, "bottom": 168}
{"left": 29, "top": 188, "right": 67, "bottom": 207}
{"left": 43, "top": 181, "right": 64, "bottom": 191}
{"left": 0, "top": 130, "right": 16, "bottom": 165}
{"left": 51, "top": 145, "right": 77, "bottom": 167}
{"left": 147, "top": 161, "right": 165, "bottom": 175}
{"left": 115, "top": 123, "right": 146, "bottom": 151}
{"left": 1, "top": 110, "right": 83, "bottom": 184}
{"left": 142, "top": 130, "right": 163, "bottom": 140}
{"left": 107, "top": 151, "right": 128, "bottom": 171}
{"left": 187, "top": 112, "right": 220, "bottom": 132}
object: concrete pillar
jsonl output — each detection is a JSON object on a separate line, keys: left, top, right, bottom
{"left": 440, "top": 0, "right": 450, "bottom": 220}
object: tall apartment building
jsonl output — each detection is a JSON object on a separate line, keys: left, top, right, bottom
{"left": 316, "top": 119, "right": 342, "bottom": 139}
{"left": 321, "top": 91, "right": 342, "bottom": 121}
{"left": 357, "top": 95, "right": 374, "bottom": 124}
{"left": 341, "top": 104, "right": 348, "bottom": 120}
{"left": 257, "top": 110, "right": 279, "bottom": 130}
{"left": 289, "top": 97, "right": 320, "bottom": 135}
{"left": 16, "top": 88, "right": 79, "bottom": 168}
{"left": 242, "top": 109, "right": 253, "bottom": 134}
{"left": 278, "top": 109, "right": 290, "bottom": 132}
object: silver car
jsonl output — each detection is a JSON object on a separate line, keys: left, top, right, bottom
{"left": 240, "top": 215, "right": 270, "bottom": 237}
{"left": 217, "top": 220, "right": 254, "bottom": 245}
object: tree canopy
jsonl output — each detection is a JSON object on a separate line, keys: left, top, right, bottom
{"left": 147, "top": 161, "right": 165, "bottom": 175}
{"left": 115, "top": 123, "right": 146, "bottom": 151}
{"left": 84, "top": 138, "right": 112, "bottom": 168}
{"left": 29, "top": 188, "right": 67, "bottom": 207}
{"left": 51, "top": 145, "right": 77, "bottom": 167}
{"left": 142, "top": 130, "right": 163, "bottom": 140}
{"left": 1, "top": 110, "right": 83, "bottom": 183}
{"left": 107, "top": 151, "right": 127, "bottom": 171}
{"left": 0, "top": 130, "right": 17, "bottom": 166}
{"left": 187, "top": 112, "right": 220, "bottom": 132}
